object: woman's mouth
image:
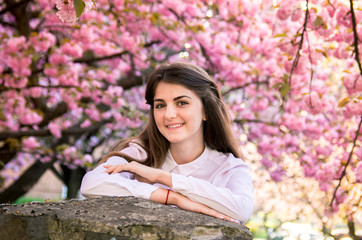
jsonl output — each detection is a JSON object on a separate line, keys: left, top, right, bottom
{"left": 167, "top": 123, "right": 184, "bottom": 129}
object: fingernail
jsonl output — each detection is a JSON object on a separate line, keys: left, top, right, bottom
{"left": 231, "top": 219, "right": 240, "bottom": 224}
{"left": 219, "top": 216, "right": 224, "bottom": 219}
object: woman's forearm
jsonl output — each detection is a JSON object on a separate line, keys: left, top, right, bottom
{"left": 156, "top": 171, "right": 173, "bottom": 188}
{"left": 149, "top": 188, "right": 239, "bottom": 223}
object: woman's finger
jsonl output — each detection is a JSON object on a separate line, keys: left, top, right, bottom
{"left": 103, "top": 164, "right": 126, "bottom": 174}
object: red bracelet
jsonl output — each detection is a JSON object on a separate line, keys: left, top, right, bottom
{"left": 164, "top": 189, "right": 170, "bottom": 205}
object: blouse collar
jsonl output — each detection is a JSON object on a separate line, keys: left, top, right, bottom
{"left": 161, "top": 145, "right": 210, "bottom": 176}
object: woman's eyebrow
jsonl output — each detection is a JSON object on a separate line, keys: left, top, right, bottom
{"left": 154, "top": 95, "right": 192, "bottom": 102}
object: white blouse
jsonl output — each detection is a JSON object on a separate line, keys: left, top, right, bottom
{"left": 80, "top": 142, "right": 254, "bottom": 223}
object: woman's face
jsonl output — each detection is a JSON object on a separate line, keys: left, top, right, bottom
{"left": 153, "top": 81, "right": 205, "bottom": 149}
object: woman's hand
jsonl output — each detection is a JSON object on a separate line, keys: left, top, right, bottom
{"left": 103, "top": 161, "right": 172, "bottom": 186}
{"left": 150, "top": 188, "right": 240, "bottom": 223}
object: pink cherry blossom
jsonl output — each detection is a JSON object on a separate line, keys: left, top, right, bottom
{"left": 56, "top": 0, "right": 94, "bottom": 23}
{"left": 269, "top": 165, "right": 285, "bottom": 182}
{"left": 61, "top": 42, "right": 83, "bottom": 58}
{"left": 355, "top": 161, "right": 362, "bottom": 183}
{"left": 30, "top": 31, "right": 56, "bottom": 52}
{"left": 4, "top": 76, "right": 28, "bottom": 88}
{"left": 22, "top": 137, "right": 41, "bottom": 151}
{"left": 19, "top": 109, "right": 43, "bottom": 125}
{"left": 261, "top": 157, "right": 274, "bottom": 168}
{"left": 49, "top": 121, "right": 62, "bottom": 138}
{"left": 80, "top": 119, "right": 91, "bottom": 128}
{"left": 49, "top": 52, "right": 69, "bottom": 65}
{"left": 282, "top": 113, "right": 305, "bottom": 131}
{"left": 251, "top": 98, "right": 269, "bottom": 112}
{"left": 44, "top": 67, "right": 59, "bottom": 77}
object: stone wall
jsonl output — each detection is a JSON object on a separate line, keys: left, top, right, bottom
{"left": 0, "top": 196, "right": 252, "bottom": 240}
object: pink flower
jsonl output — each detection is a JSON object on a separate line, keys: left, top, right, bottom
{"left": 355, "top": 146, "right": 362, "bottom": 160}
{"left": 302, "top": 92, "right": 333, "bottom": 115}
{"left": 49, "top": 52, "right": 69, "bottom": 65}
{"left": 40, "top": 156, "right": 52, "bottom": 163}
{"left": 56, "top": 0, "right": 94, "bottom": 23}
{"left": 19, "top": 109, "right": 43, "bottom": 125}
{"left": 315, "top": 146, "right": 332, "bottom": 157}
{"left": 49, "top": 122, "right": 62, "bottom": 138}
{"left": 344, "top": 100, "right": 362, "bottom": 117}
{"left": 83, "top": 154, "right": 94, "bottom": 164}
{"left": 63, "top": 146, "right": 78, "bottom": 161}
{"left": 303, "top": 123, "right": 322, "bottom": 139}
{"left": 80, "top": 119, "right": 91, "bottom": 128}
{"left": 7, "top": 56, "right": 32, "bottom": 77}
{"left": 269, "top": 165, "right": 285, "bottom": 182}
{"left": 356, "top": 161, "right": 362, "bottom": 183}
{"left": 276, "top": 3, "right": 293, "bottom": 20}
{"left": 259, "top": 125, "right": 280, "bottom": 135}
{"left": 291, "top": 8, "right": 302, "bottom": 22}
{"left": 261, "top": 157, "right": 274, "bottom": 168}
{"left": 30, "top": 31, "right": 56, "bottom": 52}
{"left": 121, "top": 32, "right": 138, "bottom": 53}
{"left": 316, "top": 161, "right": 341, "bottom": 191}
{"left": 258, "top": 136, "right": 274, "bottom": 154}
{"left": 4, "top": 76, "right": 28, "bottom": 88}
{"left": 22, "top": 137, "right": 41, "bottom": 151}
{"left": 29, "top": 87, "right": 43, "bottom": 98}
{"left": 343, "top": 74, "right": 362, "bottom": 95}
{"left": 85, "top": 105, "right": 101, "bottom": 121}
{"left": 282, "top": 113, "right": 305, "bottom": 131}
{"left": 61, "top": 42, "right": 83, "bottom": 58}
{"left": 251, "top": 98, "right": 269, "bottom": 112}
{"left": 3, "top": 36, "right": 27, "bottom": 54}
{"left": 44, "top": 67, "right": 59, "bottom": 77}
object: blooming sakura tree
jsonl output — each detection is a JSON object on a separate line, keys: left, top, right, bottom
{"left": 0, "top": 0, "right": 361, "bottom": 237}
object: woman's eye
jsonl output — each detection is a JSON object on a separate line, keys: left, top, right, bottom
{"left": 177, "top": 101, "right": 188, "bottom": 106}
{"left": 155, "top": 104, "right": 165, "bottom": 109}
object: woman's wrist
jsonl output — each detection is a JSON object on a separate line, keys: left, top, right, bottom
{"left": 157, "top": 170, "right": 173, "bottom": 187}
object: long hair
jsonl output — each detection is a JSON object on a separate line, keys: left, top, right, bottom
{"left": 98, "top": 62, "right": 242, "bottom": 167}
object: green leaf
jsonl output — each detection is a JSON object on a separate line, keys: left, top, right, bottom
{"left": 273, "top": 33, "right": 287, "bottom": 38}
{"left": 313, "top": 16, "right": 324, "bottom": 28}
{"left": 73, "top": 0, "right": 85, "bottom": 19}
{"left": 283, "top": 73, "right": 289, "bottom": 83}
{"left": 279, "top": 83, "right": 290, "bottom": 97}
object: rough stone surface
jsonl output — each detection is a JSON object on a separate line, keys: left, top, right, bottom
{"left": 0, "top": 196, "right": 252, "bottom": 240}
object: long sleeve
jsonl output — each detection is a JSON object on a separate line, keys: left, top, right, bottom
{"left": 163, "top": 147, "right": 254, "bottom": 223}
{"left": 80, "top": 143, "right": 158, "bottom": 199}
{"left": 171, "top": 167, "right": 253, "bottom": 223}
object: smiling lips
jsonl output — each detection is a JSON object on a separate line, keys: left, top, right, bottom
{"left": 167, "top": 123, "right": 185, "bottom": 129}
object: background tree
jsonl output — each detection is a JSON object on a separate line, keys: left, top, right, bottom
{"left": 0, "top": 0, "right": 361, "bottom": 237}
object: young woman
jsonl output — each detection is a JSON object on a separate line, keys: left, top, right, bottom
{"left": 80, "top": 62, "right": 254, "bottom": 224}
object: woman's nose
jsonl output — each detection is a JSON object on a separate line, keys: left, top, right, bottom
{"left": 165, "top": 106, "right": 177, "bottom": 119}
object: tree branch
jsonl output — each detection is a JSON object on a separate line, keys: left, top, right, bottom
{"left": 349, "top": 0, "right": 362, "bottom": 87}
{"left": 0, "top": 118, "right": 113, "bottom": 140}
{"left": 330, "top": 115, "right": 362, "bottom": 207}
{"left": 288, "top": 0, "right": 310, "bottom": 87}
{"left": 73, "top": 50, "right": 129, "bottom": 64}
{"left": 222, "top": 80, "right": 269, "bottom": 96}
{"left": 0, "top": 0, "right": 31, "bottom": 15}
{"left": 234, "top": 118, "right": 278, "bottom": 126}
{"left": 306, "top": 30, "right": 314, "bottom": 108}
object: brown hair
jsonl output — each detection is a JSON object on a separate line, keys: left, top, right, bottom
{"left": 98, "top": 62, "right": 242, "bottom": 167}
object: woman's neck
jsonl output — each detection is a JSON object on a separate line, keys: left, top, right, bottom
{"left": 170, "top": 142, "right": 205, "bottom": 165}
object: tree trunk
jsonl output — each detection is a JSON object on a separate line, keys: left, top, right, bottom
{"left": 60, "top": 164, "right": 86, "bottom": 199}
{"left": 0, "top": 160, "right": 52, "bottom": 203}
{"left": 348, "top": 220, "right": 362, "bottom": 240}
